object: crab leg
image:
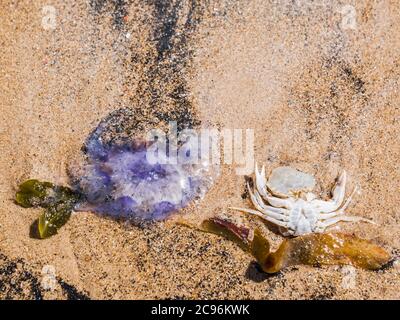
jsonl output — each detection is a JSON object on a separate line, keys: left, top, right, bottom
{"left": 335, "top": 184, "right": 359, "bottom": 214}
{"left": 316, "top": 185, "right": 359, "bottom": 218}
{"left": 315, "top": 215, "right": 375, "bottom": 232}
{"left": 316, "top": 211, "right": 342, "bottom": 219}
{"left": 311, "top": 171, "right": 348, "bottom": 213}
{"left": 248, "top": 184, "right": 289, "bottom": 215}
{"left": 255, "top": 164, "right": 292, "bottom": 209}
{"left": 229, "top": 206, "right": 289, "bottom": 227}
{"left": 231, "top": 180, "right": 290, "bottom": 224}
{"left": 254, "top": 163, "right": 268, "bottom": 197}
{"left": 316, "top": 186, "right": 359, "bottom": 219}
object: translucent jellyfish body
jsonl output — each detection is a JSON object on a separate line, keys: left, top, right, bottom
{"left": 72, "top": 130, "right": 218, "bottom": 221}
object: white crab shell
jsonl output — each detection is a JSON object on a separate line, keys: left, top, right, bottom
{"left": 267, "top": 166, "right": 315, "bottom": 197}
{"left": 232, "top": 165, "right": 373, "bottom": 236}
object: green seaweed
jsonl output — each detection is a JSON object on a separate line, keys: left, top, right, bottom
{"left": 16, "top": 180, "right": 81, "bottom": 239}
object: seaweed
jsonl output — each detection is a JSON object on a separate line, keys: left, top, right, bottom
{"left": 15, "top": 180, "right": 81, "bottom": 239}
{"left": 197, "top": 218, "right": 391, "bottom": 273}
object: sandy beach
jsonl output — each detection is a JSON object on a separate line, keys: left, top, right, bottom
{"left": 0, "top": 0, "right": 399, "bottom": 299}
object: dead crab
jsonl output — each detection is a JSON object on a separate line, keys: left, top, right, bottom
{"left": 231, "top": 166, "right": 374, "bottom": 236}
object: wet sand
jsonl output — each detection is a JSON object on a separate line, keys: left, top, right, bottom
{"left": 0, "top": 0, "right": 399, "bottom": 299}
